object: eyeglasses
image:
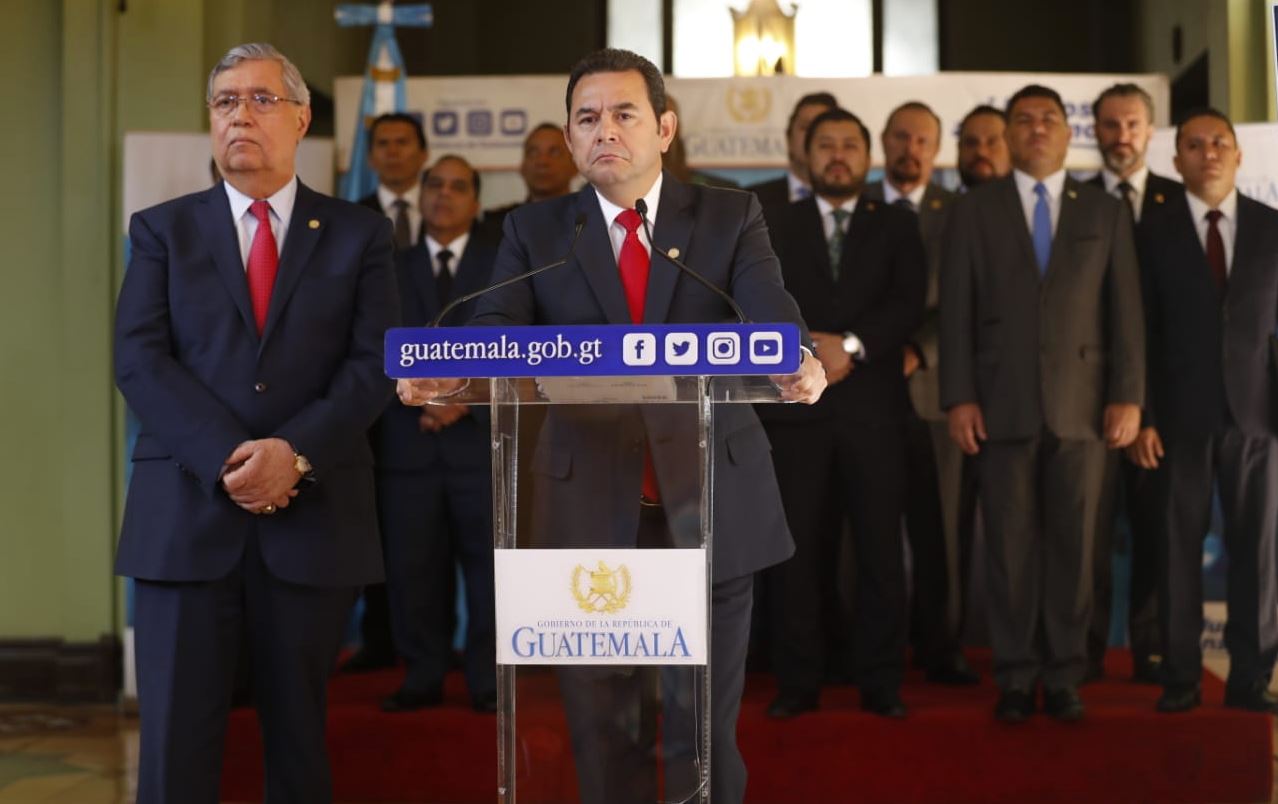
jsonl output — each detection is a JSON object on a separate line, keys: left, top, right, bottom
{"left": 208, "top": 93, "right": 303, "bottom": 117}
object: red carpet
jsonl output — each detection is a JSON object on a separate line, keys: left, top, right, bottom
{"left": 222, "top": 650, "right": 1272, "bottom": 803}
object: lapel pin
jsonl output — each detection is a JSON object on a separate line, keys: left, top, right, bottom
{"left": 1154, "top": 193, "right": 1165, "bottom": 204}
{"left": 1067, "top": 189, "right": 1078, "bottom": 200}
{"left": 667, "top": 247, "right": 681, "bottom": 259}
{"left": 930, "top": 199, "right": 942, "bottom": 210}
{"left": 866, "top": 201, "right": 876, "bottom": 211}
{"left": 308, "top": 219, "right": 320, "bottom": 229}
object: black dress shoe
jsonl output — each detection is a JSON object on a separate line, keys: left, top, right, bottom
{"left": 339, "top": 647, "right": 396, "bottom": 674}
{"left": 1132, "top": 657, "right": 1162, "bottom": 685}
{"left": 994, "top": 689, "right": 1035, "bottom": 723}
{"left": 471, "top": 690, "right": 498, "bottom": 713}
{"left": 925, "top": 654, "right": 980, "bottom": 685}
{"left": 765, "top": 692, "right": 818, "bottom": 720}
{"left": 1043, "top": 687, "right": 1084, "bottom": 722}
{"left": 380, "top": 685, "right": 443, "bottom": 713}
{"left": 1156, "top": 685, "right": 1201, "bottom": 713}
{"left": 861, "top": 689, "right": 907, "bottom": 719}
{"left": 1224, "top": 684, "right": 1278, "bottom": 713}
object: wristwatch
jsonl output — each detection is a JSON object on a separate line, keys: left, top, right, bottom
{"left": 293, "top": 451, "right": 313, "bottom": 480}
{"left": 841, "top": 332, "right": 865, "bottom": 359}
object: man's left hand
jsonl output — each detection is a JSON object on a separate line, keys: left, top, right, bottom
{"left": 1103, "top": 403, "right": 1141, "bottom": 449}
{"left": 903, "top": 345, "right": 922, "bottom": 378}
{"left": 222, "top": 438, "right": 302, "bottom": 513}
{"left": 772, "top": 350, "right": 827, "bottom": 404}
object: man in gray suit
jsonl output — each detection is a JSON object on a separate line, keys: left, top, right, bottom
{"left": 862, "top": 101, "right": 977, "bottom": 685}
{"left": 940, "top": 84, "right": 1144, "bottom": 723}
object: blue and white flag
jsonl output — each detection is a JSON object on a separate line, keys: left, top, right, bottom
{"left": 335, "top": 1, "right": 432, "bottom": 201}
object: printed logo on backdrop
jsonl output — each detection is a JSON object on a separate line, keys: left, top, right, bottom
{"left": 495, "top": 549, "right": 708, "bottom": 666}
{"left": 726, "top": 87, "right": 773, "bottom": 123}
{"left": 431, "top": 104, "right": 528, "bottom": 146}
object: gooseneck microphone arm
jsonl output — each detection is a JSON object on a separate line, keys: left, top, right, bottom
{"left": 429, "top": 213, "right": 589, "bottom": 328}
{"left": 634, "top": 198, "right": 749, "bottom": 324}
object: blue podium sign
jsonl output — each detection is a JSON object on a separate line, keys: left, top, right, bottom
{"left": 386, "top": 323, "right": 803, "bottom": 378}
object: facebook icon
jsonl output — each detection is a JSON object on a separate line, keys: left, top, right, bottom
{"left": 622, "top": 333, "right": 657, "bottom": 366}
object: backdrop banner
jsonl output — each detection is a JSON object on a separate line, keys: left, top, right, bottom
{"left": 334, "top": 72, "right": 1169, "bottom": 173}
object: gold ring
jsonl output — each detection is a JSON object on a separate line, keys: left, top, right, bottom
{"left": 262, "top": 504, "right": 276, "bottom": 515}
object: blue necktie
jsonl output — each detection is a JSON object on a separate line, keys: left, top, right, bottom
{"left": 1032, "top": 182, "right": 1052, "bottom": 276}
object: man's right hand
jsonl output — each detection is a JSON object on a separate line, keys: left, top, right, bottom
{"left": 1125, "top": 426, "right": 1165, "bottom": 470}
{"left": 397, "top": 378, "right": 465, "bottom": 406}
{"left": 948, "top": 403, "right": 987, "bottom": 456}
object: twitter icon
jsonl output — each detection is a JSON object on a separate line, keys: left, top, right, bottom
{"left": 665, "top": 333, "right": 698, "bottom": 365}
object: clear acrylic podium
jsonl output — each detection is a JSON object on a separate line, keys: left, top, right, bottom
{"left": 432, "top": 373, "right": 788, "bottom": 804}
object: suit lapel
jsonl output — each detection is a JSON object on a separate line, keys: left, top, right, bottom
{"left": 644, "top": 174, "right": 694, "bottom": 324}
{"left": 1229, "top": 195, "right": 1261, "bottom": 301}
{"left": 399, "top": 245, "right": 437, "bottom": 321}
{"left": 196, "top": 184, "right": 258, "bottom": 340}
{"left": 795, "top": 198, "right": 834, "bottom": 285}
{"left": 839, "top": 197, "right": 879, "bottom": 284}
{"left": 997, "top": 176, "right": 1039, "bottom": 279}
{"left": 261, "top": 182, "right": 324, "bottom": 346}
{"left": 1043, "top": 177, "right": 1083, "bottom": 283}
{"left": 574, "top": 185, "right": 638, "bottom": 325}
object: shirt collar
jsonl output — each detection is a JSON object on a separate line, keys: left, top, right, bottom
{"left": 815, "top": 193, "right": 858, "bottom": 218}
{"left": 1013, "top": 167, "right": 1067, "bottom": 202}
{"left": 786, "top": 171, "right": 810, "bottom": 201}
{"left": 1185, "top": 187, "right": 1238, "bottom": 224}
{"left": 224, "top": 175, "right": 298, "bottom": 225}
{"left": 882, "top": 180, "right": 926, "bottom": 208}
{"left": 426, "top": 230, "right": 470, "bottom": 265}
{"left": 377, "top": 181, "right": 421, "bottom": 212}
{"left": 1101, "top": 165, "right": 1148, "bottom": 197}
{"left": 594, "top": 172, "right": 663, "bottom": 232}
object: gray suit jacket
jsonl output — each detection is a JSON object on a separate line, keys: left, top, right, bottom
{"left": 862, "top": 180, "right": 956, "bottom": 420}
{"left": 939, "top": 173, "right": 1144, "bottom": 441}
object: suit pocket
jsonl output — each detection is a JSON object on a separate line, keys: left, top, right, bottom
{"left": 531, "top": 447, "right": 572, "bottom": 479}
{"left": 726, "top": 426, "right": 771, "bottom": 466}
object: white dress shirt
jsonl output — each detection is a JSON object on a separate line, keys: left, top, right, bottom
{"left": 425, "top": 231, "right": 470, "bottom": 277}
{"left": 224, "top": 176, "right": 297, "bottom": 270}
{"left": 377, "top": 181, "right": 423, "bottom": 245}
{"left": 594, "top": 173, "right": 663, "bottom": 262}
{"left": 814, "top": 194, "right": 858, "bottom": 241}
{"left": 882, "top": 181, "right": 926, "bottom": 210}
{"left": 1185, "top": 188, "right": 1239, "bottom": 275}
{"left": 1013, "top": 167, "right": 1067, "bottom": 238}
{"left": 787, "top": 171, "right": 812, "bottom": 202}
{"left": 1100, "top": 165, "right": 1149, "bottom": 223}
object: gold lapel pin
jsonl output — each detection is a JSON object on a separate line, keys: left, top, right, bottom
{"left": 1154, "top": 193, "right": 1165, "bottom": 204}
{"left": 308, "top": 219, "right": 320, "bottom": 229}
{"left": 930, "top": 199, "right": 942, "bottom": 210}
{"left": 668, "top": 247, "right": 681, "bottom": 260}
{"left": 1066, "top": 189, "right": 1078, "bottom": 200}
{"left": 866, "top": 201, "right": 877, "bottom": 211}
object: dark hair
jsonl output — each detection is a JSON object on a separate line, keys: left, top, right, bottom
{"left": 526, "top": 121, "right": 563, "bottom": 145}
{"left": 804, "top": 107, "right": 872, "bottom": 155}
{"left": 424, "top": 154, "right": 481, "bottom": 196}
{"left": 958, "top": 104, "right": 1006, "bottom": 135}
{"left": 1092, "top": 83, "right": 1154, "bottom": 124}
{"left": 786, "top": 91, "right": 839, "bottom": 137}
{"left": 367, "top": 112, "right": 427, "bottom": 152}
{"left": 883, "top": 100, "right": 942, "bottom": 139}
{"left": 1174, "top": 107, "right": 1236, "bottom": 148}
{"left": 565, "top": 48, "right": 666, "bottom": 119}
{"left": 1005, "top": 84, "right": 1067, "bottom": 119}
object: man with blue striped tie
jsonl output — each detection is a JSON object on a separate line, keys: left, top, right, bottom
{"left": 938, "top": 84, "right": 1145, "bottom": 724}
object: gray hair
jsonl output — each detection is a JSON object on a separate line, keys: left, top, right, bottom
{"left": 206, "top": 43, "right": 310, "bottom": 106}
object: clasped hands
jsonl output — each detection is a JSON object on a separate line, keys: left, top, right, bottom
{"left": 221, "top": 437, "right": 301, "bottom": 515}
{"left": 947, "top": 402, "right": 1142, "bottom": 456}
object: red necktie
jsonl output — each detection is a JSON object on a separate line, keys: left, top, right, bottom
{"left": 1205, "top": 209, "right": 1228, "bottom": 290}
{"left": 616, "top": 208, "right": 660, "bottom": 502}
{"left": 247, "top": 200, "right": 280, "bottom": 334}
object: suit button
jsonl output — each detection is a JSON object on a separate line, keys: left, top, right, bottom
{"left": 254, "top": 382, "right": 267, "bottom": 393}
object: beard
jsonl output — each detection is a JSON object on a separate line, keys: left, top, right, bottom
{"left": 1101, "top": 144, "right": 1142, "bottom": 175}
{"left": 886, "top": 156, "right": 922, "bottom": 187}
{"left": 959, "top": 157, "right": 996, "bottom": 188}
{"left": 810, "top": 168, "right": 863, "bottom": 199}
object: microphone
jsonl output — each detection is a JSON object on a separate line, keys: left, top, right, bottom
{"left": 634, "top": 198, "right": 748, "bottom": 324}
{"left": 430, "top": 212, "right": 588, "bottom": 327}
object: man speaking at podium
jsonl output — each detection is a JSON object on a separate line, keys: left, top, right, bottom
{"left": 398, "top": 48, "right": 825, "bottom": 804}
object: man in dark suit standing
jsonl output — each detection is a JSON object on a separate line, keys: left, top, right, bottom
{"left": 863, "top": 101, "right": 978, "bottom": 685}
{"left": 358, "top": 112, "right": 431, "bottom": 250}
{"left": 1085, "top": 83, "right": 1181, "bottom": 684}
{"left": 1129, "top": 109, "right": 1278, "bottom": 714}
{"left": 746, "top": 91, "right": 837, "bottom": 225}
{"left": 114, "top": 44, "right": 398, "bottom": 803}
{"left": 762, "top": 107, "right": 926, "bottom": 719}
{"left": 399, "top": 48, "right": 825, "bottom": 804}
{"left": 940, "top": 84, "right": 1144, "bottom": 723}
{"left": 375, "top": 156, "right": 499, "bottom": 714}
{"left": 483, "top": 122, "right": 579, "bottom": 239}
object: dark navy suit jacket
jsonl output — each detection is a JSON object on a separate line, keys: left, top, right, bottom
{"left": 1139, "top": 189, "right": 1278, "bottom": 440}
{"left": 471, "top": 173, "right": 810, "bottom": 582}
{"left": 370, "top": 228, "right": 497, "bottom": 473}
{"left": 114, "top": 181, "right": 400, "bottom": 587}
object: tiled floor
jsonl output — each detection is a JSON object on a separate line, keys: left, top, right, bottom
{"left": 1, "top": 702, "right": 1276, "bottom": 803}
